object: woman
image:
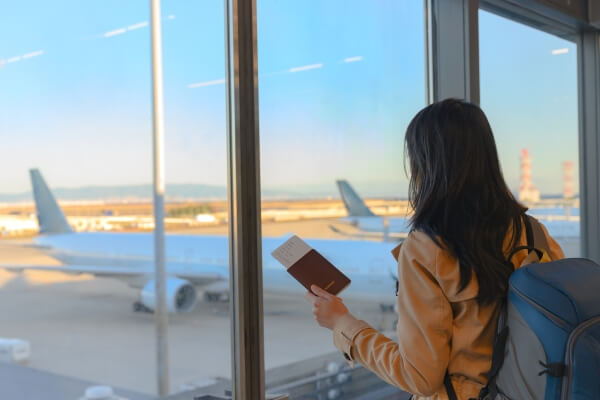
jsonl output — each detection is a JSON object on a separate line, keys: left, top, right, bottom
{"left": 305, "top": 99, "right": 564, "bottom": 399}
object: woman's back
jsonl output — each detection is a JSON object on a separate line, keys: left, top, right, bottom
{"left": 332, "top": 218, "right": 563, "bottom": 399}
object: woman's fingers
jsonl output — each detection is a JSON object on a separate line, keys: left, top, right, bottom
{"left": 310, "top": 284, "right": 334, "bottom": 300}
{"left": 312, "top": 305, "right": 325, "bottom": 324}
{"left": 306, "top": 285, "right": 349, "bottom": 330}
{"left": 304, "top": 291, "right": 318, "bottom": 304}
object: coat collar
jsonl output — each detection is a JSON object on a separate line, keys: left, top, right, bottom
{"left": 391, "top": 242, "right": 403, "bottom": 261}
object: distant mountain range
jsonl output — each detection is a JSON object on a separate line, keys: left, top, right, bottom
{"left": 0, "top": 181, "right": 415, "bottom": 204}
{"left": 0, "top": 182, "right": 569, "bottom": 204}
{"left": 0, "top": 184, "right": 331, "bottom": 203}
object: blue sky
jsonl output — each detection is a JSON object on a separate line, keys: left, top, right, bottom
{"left": 0, "top": 1, "right": 578, "bottom": 197}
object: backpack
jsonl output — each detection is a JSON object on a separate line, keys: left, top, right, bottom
{"left": 445, "top": 215, "right": 600, "bottom": 400}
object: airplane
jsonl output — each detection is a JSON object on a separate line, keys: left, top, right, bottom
{"left": 334, "top": 180, "right": 411, "bottom": 241}
{"left": 334, "top": 179, "right": 580, "bottom": 245}
{"left": 0, "top": 170, "right": 400, "bottom": 313}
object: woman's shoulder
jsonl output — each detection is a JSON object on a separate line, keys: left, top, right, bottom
{"left": 399, "top": 230, "right": 475, "bottom": 300}
{"left": 397, "top": 230, "right": 443, "bottom": 274}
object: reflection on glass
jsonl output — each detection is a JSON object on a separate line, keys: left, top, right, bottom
{"left": 479, "top": 10, "right": 581, "bottom": 257}
{"left": 258, "top": 0, "right": 424, "bottom": 398}
{"left": 0, "top": 1, "right": 230, "bottom": 398}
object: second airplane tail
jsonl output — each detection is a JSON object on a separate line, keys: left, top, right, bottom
{"left": 336, "top": 180, "right": 375, "bottom": 217}
{"left": 29, "top": 169, "right": 73, "bottom": 234}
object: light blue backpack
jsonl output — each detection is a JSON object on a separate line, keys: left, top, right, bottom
{"left": 446, "top": 215, "right": 600, "bottom": 399}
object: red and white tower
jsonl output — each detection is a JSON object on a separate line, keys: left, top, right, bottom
{"left": 563, "top": 161, "right": 574, "bottom": 199}
{"left": 518, "top": 149, "right": 540, "bottom": 202}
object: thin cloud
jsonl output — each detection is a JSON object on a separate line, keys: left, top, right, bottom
{"left": 1, "top": 50, "right": 44, "bottom": 67}
{"left": 289, "top": 63, "right": 323, "bottom": 73}
{"left": 188, "top": 60, "right": 329, "bottom": 89}
{"left": 127, "top": 22, "right": 148, "bottom": 31}
{"left": 23, "top": 50, "right": 44, "bottom": 59}
{"left": 102, "top": 15, "right": 174, "bottom": 39}
{"left": 104, "top": 28, "right": 127, "bottom": 38}
{"left": 343, "top": 56, "right": 363, "bottom": 63}
{"left": 188, "top": 79, "right": 225, "bottom": 89}
{"left": 551, "top": 48, "right": 569, "bottom": 55}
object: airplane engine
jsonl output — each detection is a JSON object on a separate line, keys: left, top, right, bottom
{"left": 140, "top": 278, "right": 197, "bottom": 313}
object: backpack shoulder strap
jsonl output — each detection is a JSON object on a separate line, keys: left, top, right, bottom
{"left": 444, "top": 372, "right": 458, "bottom": 400}
{"left": 507, "top": 215, "right": 552, "bottom": 264}
{"left": 480, "top": 214, "right": 534, "bottom": 399}
{"left": 526, "top": 215, "right": 554, "bottom": 261}
{"left": 524, "top": 214, "right": 534, "bottom": 247}
{"left": 479, "top": 300, "right": 509, "bottom": 400}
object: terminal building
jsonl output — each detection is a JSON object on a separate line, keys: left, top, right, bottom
{"left": 1, "top": 0, "right": 599, "bottom": 399}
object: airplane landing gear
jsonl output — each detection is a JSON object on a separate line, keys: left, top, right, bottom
{"left": 204, "top": 292, "right": 229, "bottom": 303}
{"left": 133, "top": 301, "right": 153, "bottom": 313}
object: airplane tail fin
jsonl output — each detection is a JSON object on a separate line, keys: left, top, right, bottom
{"left": 336, "top": 180, "right": 375, "bottom": 217}
{"left": 29, "top": 169, "right": 73, "bottom": 234}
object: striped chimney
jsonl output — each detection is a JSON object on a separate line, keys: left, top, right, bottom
{"left": 563, "top": 161, "right": 574, "bottom": 199}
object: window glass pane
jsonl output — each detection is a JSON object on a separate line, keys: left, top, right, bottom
{"left": 479, "top": 10, "right": 580, "bottom": 257}
{"left": 162, "top": 1, "right": 230, "bottom": 397}
{"left": 257, "top": 1, "right": 424, "bottom": 397}
{"left": 0, "top": 1, "right": 229, "bottom": 398}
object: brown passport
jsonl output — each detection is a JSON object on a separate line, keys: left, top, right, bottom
{"left": 271, "top": 235, "right": 351, "bottom": 295}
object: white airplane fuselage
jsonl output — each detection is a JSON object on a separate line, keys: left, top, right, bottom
{"left": 341, "top": 216, "right": 411, "bottom": 233}
{"left": 34, "top": 232, "right": 400, "bottom": 303}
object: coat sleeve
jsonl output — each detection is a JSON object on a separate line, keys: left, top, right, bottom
{"left": 332, "top": 234, "right": 453, "bottom": 396}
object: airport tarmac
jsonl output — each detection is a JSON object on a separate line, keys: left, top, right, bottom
{"left": 0, "top": 219, "right": 397, "bottom": 396}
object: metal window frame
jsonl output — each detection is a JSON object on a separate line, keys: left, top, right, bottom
{"left": 480, "top": 0, "right": 587, "bottom": 40}
{"left": 577, "top": 31, "right": 600, "bottom": 263}
{"left": 426, "top": 0, "right": 480, "bottom": 104}
{"left": 224, "top": 0, "right": 266, "bottom": 399}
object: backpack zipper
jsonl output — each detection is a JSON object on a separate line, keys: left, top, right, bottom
{"left": 510, "top": 283, "right": 570, "bottom": 329}
{"left": 562, "top": 316, "right": 600, "bottom": 400}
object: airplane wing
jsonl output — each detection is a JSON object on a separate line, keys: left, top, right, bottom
{"left": 0, "top": 264, "right": 225, "bottom": 286}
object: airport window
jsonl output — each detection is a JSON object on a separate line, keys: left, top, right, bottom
{"left": 162, "top": 0, "right": 231, "bottom": 396}
{"left": 3, "top": 1, "right": 595, "bottom": 399}
{"left": 479, "top": 9, "right": 581, "bottom": 257}
{"left": 257, "top": 0, "right": 424, "bottom": 397}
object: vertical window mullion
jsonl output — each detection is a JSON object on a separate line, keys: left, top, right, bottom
{"left": 225, "top": 0, "right": 265, "bottom": 398}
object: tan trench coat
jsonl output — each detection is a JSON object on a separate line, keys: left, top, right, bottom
{"left": 332, "top": 220, "right": 564, "bottom": 399}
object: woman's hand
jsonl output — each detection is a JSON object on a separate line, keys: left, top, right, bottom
{"left": 304, "top": 284, "right": 350, "bottom": 331}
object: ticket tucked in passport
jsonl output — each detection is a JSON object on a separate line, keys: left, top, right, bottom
{"left": 271, "top": 235, "right": 351, "bottom": 295}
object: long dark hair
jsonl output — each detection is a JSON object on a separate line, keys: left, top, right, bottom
{"left": 404, "top": 99, "right": 526, "bottom": 305}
